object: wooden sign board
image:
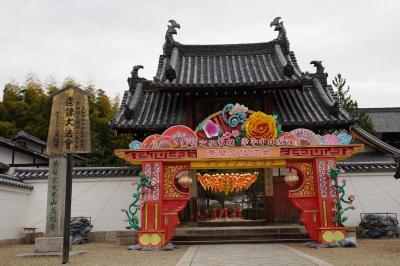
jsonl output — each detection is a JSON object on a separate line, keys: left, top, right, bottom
{"left": 46, "top": 87, "right": 91, "bottom": 155}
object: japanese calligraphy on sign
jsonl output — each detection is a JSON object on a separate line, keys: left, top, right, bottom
{"left": 46, "top": 87, "right": 91, "bottom": 155}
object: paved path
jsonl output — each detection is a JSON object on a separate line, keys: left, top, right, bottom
{"left": 176, "top": 244, "right": 332, "bottom": 266}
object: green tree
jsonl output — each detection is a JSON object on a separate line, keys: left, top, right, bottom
{"left": 0, "top": 121, "right": 16, "bottom": 139}
{"left": 0, "top": 74, "right": 131, "bottom": 166}
{"left": 332, "top": 74, "right": 376, "bottom": 134}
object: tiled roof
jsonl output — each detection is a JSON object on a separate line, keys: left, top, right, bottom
{"left": 111, "top": 20, "right": 354, "bottom": 132}
{"left": 0, "top": 135, "right": 85, "bottom": 163}
{"left": 338, "top": 162, "right": 398, "bottom": 173}
{"left": 348, "top": 125, "right": 400, "bottom": 176}
{"left": 273, "top": 79, "right": 353, "bottom": 127}
{"left": 155, "top": 42, "right": 307, "bottom": 88}
{"left": 361, "top": 107, "right": 400, "bottom": 133}
{"left": 111, "top": 85, "right": 353, "bottom": 132}
{"left": 0, "top": 174, "right": 33, "bottom": 190}
{"left": 351, "top": 125, "right": 400, "bottom": 155}
{"left": 338, "top": 150, "right": 397, "bottom": 173}
{"left": 111, "top": 88, "right": 186, "bottom": 132}
{"left": 0, "top": 137, "right": 49, "bottom": 161}
{"left": 14, "top": 166, "right": 140, "bottom": 180}
{"left": 12, "top": 130, "right": 47, "bottom": 146}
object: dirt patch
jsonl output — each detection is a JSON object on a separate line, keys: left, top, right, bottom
{"left": 288, "top": 239, "right": 400, "bottom": 266}
{"left": 0, "top": 243, "right": 188, "bottom": 266}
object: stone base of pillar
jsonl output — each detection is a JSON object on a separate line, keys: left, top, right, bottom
{"left": 34, "top": 237, "right": 71, "bottom": 253}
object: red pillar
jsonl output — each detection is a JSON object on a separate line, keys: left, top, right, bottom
{"left": 287, "top": 158, "right": 346, "bottom": 244}
{"left": 313, "top": 158, "right": 346, "bottom": 243}
{"left": 137, "top": 162, "right": 190, "bottom": 248}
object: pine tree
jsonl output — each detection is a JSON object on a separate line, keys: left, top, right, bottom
{"left": 332, "top": 74, "right": 376, "bottom": 134}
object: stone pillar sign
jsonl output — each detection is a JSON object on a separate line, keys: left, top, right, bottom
{"left": 46, "top": 156, "right": 67, "bottom": 237}
{"left": 34, "top": 86, "right": 91, "bottom": 261}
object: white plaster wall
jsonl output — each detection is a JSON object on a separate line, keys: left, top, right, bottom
{"left": 0, "top": 147, "right": 13, "bottom": 165}
{"left": 25, "top": 177, "right": 139, "bottom": 233}
{"left": 339, "top": 172, "right": 400, "bottom": 227}
{"left": 0, "top": 186, "right": 30, "bottom": 240}
{"left": 13, "top": 151, "right": 35, "bottom": 164}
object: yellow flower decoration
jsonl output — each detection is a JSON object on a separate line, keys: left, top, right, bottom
{"left": 244, "top": 111, "right": 277, "bottom": 139}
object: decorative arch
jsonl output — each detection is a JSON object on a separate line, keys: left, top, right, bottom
{"left": 116, "top": 103, "right": 360, "bottom": 249}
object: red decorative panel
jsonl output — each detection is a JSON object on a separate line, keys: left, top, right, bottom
{"left": 287, "top": 158, "right": 346, "bottom": 244}
{"left": 281, "top": 147, "right": 354, "bottom": 157}
{"left": 288, "top": 161, "right": 315, "bottom": 197}
{"left": 164, "top": 164, "right": 189, "bottom": 199}
{"left": 127, "top": 150, "right": 197, "bottom": 160}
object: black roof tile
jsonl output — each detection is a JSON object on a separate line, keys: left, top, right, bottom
{"left": 0, "top": 174, "right": 33, "bottom": 190}
{"left": 361, "top": 107, "right": 400, "bottom": 133}
{"left": 14, "top": 166, "right": 140, "bottom": 180}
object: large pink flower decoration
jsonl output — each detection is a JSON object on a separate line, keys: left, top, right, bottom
{"left": 203, "top": 120, "right": 220, "bottom": 139}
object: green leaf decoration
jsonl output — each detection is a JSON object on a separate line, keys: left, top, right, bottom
{"left": 235, "top": 136, "right": 241, "bottom": 145}
{"left": 199, "top": 122, "right": 204, "bottom": 131}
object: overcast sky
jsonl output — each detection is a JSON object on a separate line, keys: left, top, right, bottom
{"left": 1, "top": 0, "right": 399, "bottom": 107}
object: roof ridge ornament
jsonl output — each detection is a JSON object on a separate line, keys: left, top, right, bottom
{"left": 163, "top": 19, "right": 181, "bottom": 56}
{"left": 270, "top": 17, "right": 290, "bottom": 51}
{"left": 310, "top": 60, "right": 329, "bottom": 87}
{"left": 165, "top": 20, "right": 181, "bottom": 44}
{"left": 131, "top": 65, "right": 143, "bottom": 79}
{"left": 127, "top": 65, "right": 145, "bottom": 91}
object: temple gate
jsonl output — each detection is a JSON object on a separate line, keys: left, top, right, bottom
{"left": 115, "top": 104, "right": 362, "bottom": 248}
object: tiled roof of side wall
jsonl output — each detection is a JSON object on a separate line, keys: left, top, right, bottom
{"left": 0, "top": 174, "right": 33, "bottom": 190}
{"left": 14, "top": 166, "right": 141, "bottom": 180}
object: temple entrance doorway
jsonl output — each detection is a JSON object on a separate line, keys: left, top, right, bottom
{"left": 180, "top": 168, "right": 300, "bottom": 226}
{"left": 197, "top": 169, "right": 265, "bottom": 226}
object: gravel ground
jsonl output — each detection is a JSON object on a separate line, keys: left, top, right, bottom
{"left": 289, "top": 239, "right": 400, "bottom": 266}
{"left": 3, "top": 239, "right": 400, "bottom": 266}
{"left": 0, "top": 243, "right": 188, "bottom": 266}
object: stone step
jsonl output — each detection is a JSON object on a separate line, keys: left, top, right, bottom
{"left": 172, "top": 233, "right": 309, "bottom": 241}
{"left": 172, "top": 238, "right": 310, "bottom": 245}
{"left": 175, "top": 225, "right": 307, "bottom": 236}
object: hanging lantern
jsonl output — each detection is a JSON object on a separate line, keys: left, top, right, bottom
{"left": 178, "top": 174, "right": 192, "bottom": 188}
{"left": 197, "top": 172, "right": 258, "bottom": 194}
{"left": 284, "top": 171, "right": 299, "bottom": 187}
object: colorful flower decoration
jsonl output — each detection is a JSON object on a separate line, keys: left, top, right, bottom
{"left": 290, "top": 128, "right": 320, "bottom": 145}
{"left": 244, "top": 111, "right": 277, "bottom": 139}
{"left": 321, "top": 134, "right": 340, "bottom": 145}
{"left": 222, "top": 103, "right": 248, "bottom": 128}
{"left": 162, "top": 125, "right": 197, "bottom": 147}
{"left": 329, "top": 168, "right": 355, "bottom": 226}
{"left": 142, "top": 135, "right": 177, "bottom": 149}
{"left": 338, "top": 132, "right": 352, "bottom": 145}
{"left": 277, "top": 132, "right": 301, "bottom": 146}
{"left": 203, "top": 120, "right": 220, "bottom": 139}
{"left": 229, "top": 103, "right": 249, "bottom": 115}
{"left": 129, "top": 140, "right": 142, "bottom": 149}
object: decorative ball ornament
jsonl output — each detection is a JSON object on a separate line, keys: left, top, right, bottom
{"left": 177, "top": 174, "right": 192, "bottom": 188}
{"left": 284, "top": 171, "right": 299, "bottom": 187}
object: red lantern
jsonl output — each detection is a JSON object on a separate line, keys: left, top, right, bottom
{"left": 284, "top": 171, "right": 299, "bottom": 187}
